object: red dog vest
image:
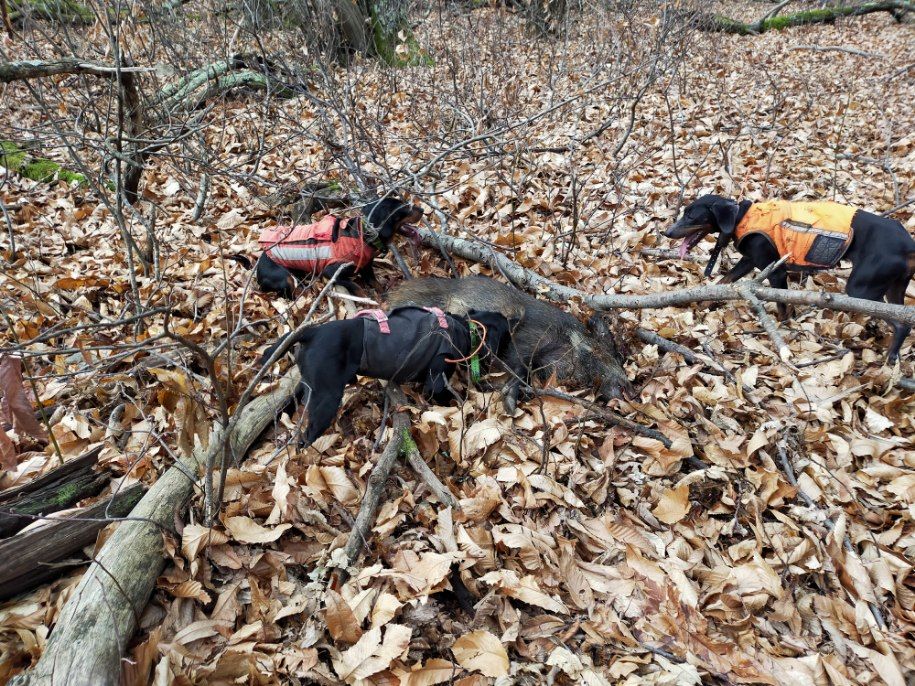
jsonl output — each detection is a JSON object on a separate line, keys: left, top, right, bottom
{"left": 258, "top": 215, "right": 377, "bottom": 273}
{"left": 735, "top": 201, "right": 856, "bottom": 269}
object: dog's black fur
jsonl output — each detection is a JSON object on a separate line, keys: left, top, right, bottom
{"left": 666, "top": 194, "right": 915, "bottom": 361}
{"left": 261, "top": 309, "right": 513, "bottom": 447}
{"left": 255, "top": 197, "right": 423, "bottom": 298}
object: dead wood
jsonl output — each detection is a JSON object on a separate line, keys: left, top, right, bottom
{"left": 0, "top": 483, "right": 144, "bottom": 601}
{"left": 0, "top": 445, "right": 100, "bottom": 507}
{"left": 402, "top": 440, "right": 459, "bottom": 509}
{"left": 413, "top": 227, "right": 915, "bottom": 326}
{"left": 697, "top": 1, "right": 914, "bottom": 35}
{"left": 10, "top": 368, "right": 301, "bottom": 686}
{"left": 336, "top": 383, "right": 411, "bottom": 578}
{"left": 535, "top": 388, "right": 672, "bottom": 448}
{"left": 0, "top": 446, "right": 106, "bottom": 537}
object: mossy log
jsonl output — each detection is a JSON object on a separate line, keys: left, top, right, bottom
{"left": 0, "top": 141, "right": 87, "bottom": 185}
{"left": 10, "top": 369, "right": 301, "bottom": 686}
{"left": 698, "top": 0, "right": 914, "bottom": 34}
{"left": 7, "top": 0, "right": 93, "bottom": 24}
{"left": 0, "top": 446, "right": 102, "bottom": 537}
{"left": 0, "top": 483, "right": 145, "bottom": 601}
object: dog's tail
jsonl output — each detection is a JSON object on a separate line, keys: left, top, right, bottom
{"left": 260, "top": 327, "right": 317, "bottom": 367}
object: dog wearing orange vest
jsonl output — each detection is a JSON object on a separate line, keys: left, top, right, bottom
{"left": 255, "top": 197, "right": 423, "bottom": 298}
{"left": 666, "top": 195, "right": 915, "bottom": 362}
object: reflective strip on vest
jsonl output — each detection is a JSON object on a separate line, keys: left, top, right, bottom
{"left": 735, "top": 200, "right": 855, "bottom": 269}
{"left": 258, "top": 215, "right": 376, "bottom": 273}
{"left": 356, "top": 309, "right": 391, "bottom": 334}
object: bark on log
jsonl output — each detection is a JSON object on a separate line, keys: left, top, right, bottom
{"left": 0, "top": 483, "right": 144, "bottom": 600}
{"left": 697, "top": 1, "right": 914, "bottom": 34}
{"left": 0, "top": 447, "right": 106, "bottom": 538}
{"left": 0, "top": 446, "right": 100, "bottom": 507}
{"left": 10, "top": 368, "right": 301, "bottom": 686}
{"left": 413, "top": 227, "right": 915, "bottom": 326}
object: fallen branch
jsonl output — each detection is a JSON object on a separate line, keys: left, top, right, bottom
{"left": 414, "top": 227, "right": 915, "bottom": 326}
{"left": 10, "top": 368, "right": 301, "bottom": 686}
{"left": 697, "top": 1, "right": 914, "bottom": 35}
{"left": 0, "top": 483, "right": 144, "bottom": 600}
{"left": 336, "top": 383, "right": 410, "bottom": 577}
{"left": 402, "top": 439, "right": 459, "bottom": 509}
{"left": 0, "top": 448, "right": 106, "bottom": 537}
{"left": 536, "top": 388, "right": 672, "bottom": 448}
{"left": 789, "top": 44, "right": 882, "bottom": 58}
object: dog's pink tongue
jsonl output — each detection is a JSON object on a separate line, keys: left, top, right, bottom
{"left": 401, "top": 224, "right": 422, "bottom": 246}
{"left": 679, "top": 239, "right": 689, "bottom": 259}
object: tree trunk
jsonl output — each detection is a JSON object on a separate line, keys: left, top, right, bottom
{"left": 0, "top": 483, "right": 144, "bottom": 601}
{"left": 698, "top": 1, "right": 914, "bottom": 34}
{"left": 0, "top": 447, "right": 106, "bottom": 537}
{"left": 10, "top": 368, "right": 300, "bottom": 686}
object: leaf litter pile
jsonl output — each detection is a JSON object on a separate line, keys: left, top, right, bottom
{"left": 1, "top": 2, "right": 915, "bottom": 684}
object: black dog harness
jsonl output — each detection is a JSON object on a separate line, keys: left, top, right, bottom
{"left": 354, "top": 307, "right": 469, "bottom": 382}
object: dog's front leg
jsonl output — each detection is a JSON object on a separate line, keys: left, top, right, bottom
{"left": 717, "top": 255, "right": 756, "bottom": 284}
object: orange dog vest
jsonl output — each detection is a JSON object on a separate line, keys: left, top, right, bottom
{"left": 258, "top": 215, "right": 377, "bottom": 273}
{"left": 735, "top": 200, "right": 856, "bottom": 269}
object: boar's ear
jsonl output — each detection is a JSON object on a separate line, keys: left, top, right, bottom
{"left": 586, "top": 313, "right": 612, "bottom": 338}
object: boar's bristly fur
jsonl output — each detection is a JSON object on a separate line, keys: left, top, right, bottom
{"left": 385, "top": 276, "right": 633, "bottom": 412}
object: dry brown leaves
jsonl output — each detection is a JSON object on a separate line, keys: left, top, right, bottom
{"left": 1, "top": 1, "right": 915, "bottom": 685}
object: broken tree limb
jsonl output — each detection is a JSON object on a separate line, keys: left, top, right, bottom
{"left": 413, "top": 227, "right": 915, "bottom": 326}
{"left": 536, "top": 388, "right": 672, "bottom": 448}
{"left": 738, "top": 284, "right": 792, "bottom": 362}
{"left": 0, "top": 483, "right": 144, "bottom": 601}
{"left": 10, "top": 367, "right": 301, "bottom": 686}
{"left": 0, "top": 454, "right": 107, "bottom": 537}
{"left": 402, "top": 439, "right": 459, "bottom": 509}
{"left": 337, "top": 383, "right": 410, "bottom": 576}
{"left": 697, "top": 1, "right": 914, "bottom": 35}
{"left": 0, "top": 445, "right": 100, "bottom": 509}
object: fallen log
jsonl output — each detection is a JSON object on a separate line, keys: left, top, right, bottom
{"left": 413, "top": 227, "right": 915, "bottom": 326}
{"left": 0, "top": 446, "right": 105, "bottom": 538}
{"left": 0, "top": 446, "right": 100, "bottom": 508}
{"left": 697, "top": 1, "right": 914, "bottom": 34}
{"left": 0, "top": 483, "right": 144, "bottom": 601}
{"left": 10, "top": 368, "right": 301, "bottom": 686}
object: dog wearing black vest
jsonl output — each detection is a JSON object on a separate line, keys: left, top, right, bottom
{"left": 261, "top": 306, "right": 514, "bottom": 447}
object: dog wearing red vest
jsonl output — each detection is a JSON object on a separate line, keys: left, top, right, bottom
{"left": 260, "top": 307, "right": 513, "bottom": 447}
{"left": 666, "top": 195, "right": 915, "bottom": 362}
{"left": 255, "top": 197, "right": 423, "bottom": 297}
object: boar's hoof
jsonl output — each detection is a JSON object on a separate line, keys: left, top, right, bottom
{"left": 502, "top": 380, "right": 520, "bottom": 414}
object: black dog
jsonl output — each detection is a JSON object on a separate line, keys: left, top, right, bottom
{"left": 255, "top": 197, "right": 423, "bottom": 298}
{"left": 261, "top": 306, "right": 513, "bottom": 447}
{"left": 666, "top": 194, "right": 915, "bottom": 361}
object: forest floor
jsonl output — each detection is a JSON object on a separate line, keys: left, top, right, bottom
{"left": 0, "top": 1, "right": 914, "bottom": 684}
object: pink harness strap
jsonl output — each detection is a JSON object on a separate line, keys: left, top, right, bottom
{"left": 421, "top": 307, "right": 449, "bottom": 329}
{"left": 355, "top": 309, "right": 390, "bottom": 334}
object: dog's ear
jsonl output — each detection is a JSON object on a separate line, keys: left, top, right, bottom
{"left": 711, "top": 199, "right": 740, "bottom": 237}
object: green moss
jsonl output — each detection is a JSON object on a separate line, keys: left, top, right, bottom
{"left": 51, "top": 482, "right": 80, "bottom": 506}
{"left": 398, "top": 428, "right": 417, "bottom": 456}
{"left": 0, "top": 141, "right": 86, "bottom": 185}
{"left": 369, "top": 6, "right": 433, "bottom": 67}
{"left": 9, "top": 0, "right": 94, "bottom": 23}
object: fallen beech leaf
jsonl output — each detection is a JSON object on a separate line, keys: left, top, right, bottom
{"left": 224, "top": 516, "right": 291, "bottom": 544}
{"left": 400, "top": 658, "right": 460, "bottom": 686}
{"left": 652, "top": 482, "right": 691, "bottom": 524}
{"left": 0, "top": 356, "right": 46, "bottom": 440}
{"left": 182, "top": 524, "right": 228, "bottom": 561}
{"left": 325, "top": 589, "right": 363, "bottom": 645}
{"left": 452, "top": 630, "right": 509, "bottom": 678}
